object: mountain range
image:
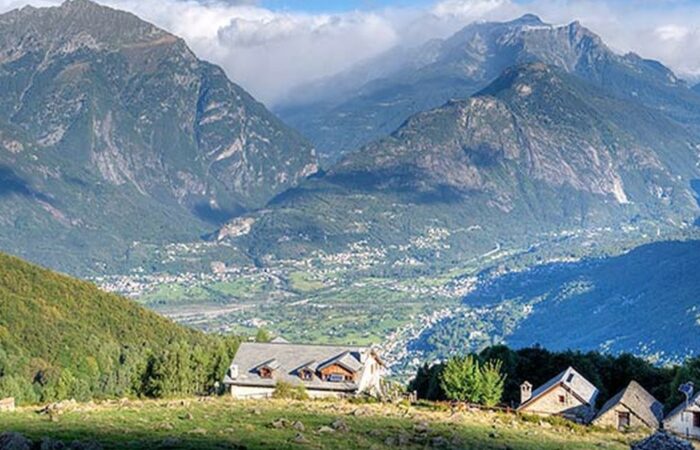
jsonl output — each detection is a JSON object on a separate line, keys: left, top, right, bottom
{"left": 412, "top": 239, "right": 700, "bottom": 363}
{"left": 231, "top": 61, "right": 700, "bottom": 267}
{"left": 0, "top": 0, "right": 317, "bottom": 273}
{"left": 278, "top": 15, "right": 700, "bottom": 163}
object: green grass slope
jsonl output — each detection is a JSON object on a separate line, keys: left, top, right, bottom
{"left": 1, "top": 397, "right": 642, "bottom": 450}
{"left": 0, "top": 252, "right": 233, "bottom": 404}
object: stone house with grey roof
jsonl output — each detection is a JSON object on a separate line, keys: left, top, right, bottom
{"left": 517, "top": 366, "right": 598, "bottom": 423}
{"left": 664, "top": 391, "right": 700, "bottom": 439}
{"left": 223, "top": 342, "right": 384, "bottom": 399}
{"left": 593, "top": 381, "right": 663, "bottom": 430}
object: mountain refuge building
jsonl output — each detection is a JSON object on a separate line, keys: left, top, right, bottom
{"left": 517, "top": 366, "right": 598, "bottom": 423}
{"left": 223, "top": 342, "right": 384, "bottom": 399}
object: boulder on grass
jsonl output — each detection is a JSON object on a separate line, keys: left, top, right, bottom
{"left": 0, "top": 432, "right": 31, "bottom": 450}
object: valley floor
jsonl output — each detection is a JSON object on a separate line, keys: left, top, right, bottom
{"left": 0, "top": 397, "right": 650, "bottom": 449}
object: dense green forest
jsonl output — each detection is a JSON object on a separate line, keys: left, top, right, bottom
{"left": 0, "top": 252, "right": 240, "bottom": 404}
{"left": 409, "top": 345, "right": 700, "bottom": 410}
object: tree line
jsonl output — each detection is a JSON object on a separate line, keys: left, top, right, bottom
{"left": 0, "top": 336, "right": 240, "bottom": 405}
{"left": 409, "top": 345, "right": 700, "bottom": 410}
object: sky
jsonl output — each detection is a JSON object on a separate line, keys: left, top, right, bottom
{"left": 1, "top": 0, "right": 700, "bottom": 105}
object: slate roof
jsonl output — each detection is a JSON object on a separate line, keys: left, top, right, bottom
{"left": 519, "top": 366, "right": 598, "bottom": 410}
{"left": 223, "top": 342, "right": 375, "bottom": 392}
{"left": 593, "top": 381, "right": 664, "bottom": 428}
{"left": 664, "top": 391, "right": 700, "bottom": 422}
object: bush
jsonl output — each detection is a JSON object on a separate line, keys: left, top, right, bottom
{"left": 272, "top": 381, "right": 309, "bottom": 400}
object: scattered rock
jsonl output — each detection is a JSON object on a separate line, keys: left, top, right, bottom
{"left": 270, "top": 419, "right": 289, "bottom": 429}
{"left": 38, "top": 399, "right": 77, "bottom": 416}
{"left": 351, "top": 408, "right": 368, "bottom": 417}
{"left": 631, "top": 432, "right": 694, "bottom": 450}
{"left": 159, "top": 437, "right": 180, "bottom": 448}
{"left": 292, "top": 421, "right": 305, "bottom": 432}
{"left": 489, "top": 432, "right": 499, "bottom": 439}
{"left": 189, "top": 428, "right": 207, "bottom": 435}
{"left": 251, "top": 408, "right": 262, "bottom": 416}
{"left": 0, "top": 432, "right": 31, "bottom": 450}
{"left": 156, "top": 422, "right": 174, "bottom": 431}
{"left": 414, "top": 421, "right": 430, "bottom": 433}
{"left": 431, "top": 436, "right": 449, "bottom": 447}
{"left": 180, "top": 412, "right": 194, "bottom": 421}
{"left": 317, "top": 426, "right": 335, "bottom": 434}
{"left": 331, "top": 419, "right": 349, "bottom": 432}
{"left": 396, "top": 432, "right": 411, "bottom": 446}
{"left": 292, "top": 433, "right": 309, "bottom": 444}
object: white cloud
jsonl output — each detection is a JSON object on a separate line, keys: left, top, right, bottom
{"left": 2, "top": 0, "right": 700, "bottom": 104}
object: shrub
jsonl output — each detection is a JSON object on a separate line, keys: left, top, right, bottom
{"left": 272, "top": 381, "right": 309, "bottom": 400}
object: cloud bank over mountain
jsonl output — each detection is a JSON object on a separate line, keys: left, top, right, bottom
{"left": 1, "top": 0, "right": 699, "bottom": 105}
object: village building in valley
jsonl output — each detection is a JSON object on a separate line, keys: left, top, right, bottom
{"left": 517, "top": 366, "right": 598, "bottom": 423}
{"left": 664, "top": 391, "right": 700, "bottom": 439}
{"left": 223, "top": 342, "right": 384, "bottom": 399}
{"left": 592, "top": 381, "right": 664, "bottom": 430}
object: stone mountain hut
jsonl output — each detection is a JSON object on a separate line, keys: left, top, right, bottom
{"left": 517, "top": 366, "right": 598, "bottom": 423}
{"left": 592, "top": 381, "right": 663, "bottom": 430}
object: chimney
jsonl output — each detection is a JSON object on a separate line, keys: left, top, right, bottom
{"left": 228, "top": 364, "right": 239, "bottom": 380}
{"left": 520, "top": 381, "right": 533, "bottom": 404}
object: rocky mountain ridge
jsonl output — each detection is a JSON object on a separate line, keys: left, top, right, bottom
{"left": 0, "top": 0, "right": 317, "bottom": 273}
{"left": 279, "top": 15, "right": 700, "bottom": 161}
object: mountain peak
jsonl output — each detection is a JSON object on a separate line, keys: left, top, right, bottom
{"left": 511, "top": 13, "right": 546, "bottom": 27}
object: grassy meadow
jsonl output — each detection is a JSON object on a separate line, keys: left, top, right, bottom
{"left": 0, "top": 397, "right": 646, "bottom": 449}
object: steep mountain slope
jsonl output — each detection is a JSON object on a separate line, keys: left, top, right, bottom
{"left": 0, "top": 0, "right": 317, "bottom": 274}
{"left": 459, "top": 240, "right": 700, "bottom": 362}
{"left": 279, "top": 15, "right": 700, "bottom": 161}
{"left": 232, "top": 63, "right": 700, "bottom": 265}
{"left": 0, "top": 251, "right": 226, "bottom": 402}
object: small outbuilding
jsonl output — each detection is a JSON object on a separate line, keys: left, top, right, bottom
{"left": 593, "top": 381, "right": 663, "bottom": 430}
{"left": 663, "top": 391, "right": 700, "bottom": 439}
{"left": 517, "top": 366, "right": 598, "bottom": 423}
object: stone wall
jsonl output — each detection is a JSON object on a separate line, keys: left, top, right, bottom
{"left": 593, "top": 404, "right": 650, "bottom": 430}
{"left": 520, "top": 385, "right": 594, "bottom": 422}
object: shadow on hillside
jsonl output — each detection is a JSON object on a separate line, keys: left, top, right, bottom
{"left": 0, "top": 165, "right": 51, "bottom": 203}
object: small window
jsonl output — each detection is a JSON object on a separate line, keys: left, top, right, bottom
{"left": 558, "top": 395, "right": 566, "bottom": 404}
{"left": 328, "top": 374, "right": 344, "bottom": 382}
{"left": 300, "top": 370, "right": 312, "bottom": 381}
{"left": 260, "top": 367, "right": 272, "bottom": 379}
{"left": 566, "top": 373, "right": 575, "bottom": 383}
{"left": 618, "top": 412, "right": 630, "bottom": 429}
{"left": 693, "top": 412, "right": 700, "bottom": 427}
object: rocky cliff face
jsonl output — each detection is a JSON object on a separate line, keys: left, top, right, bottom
{"left": 230, "top": 64, "right": 700, "bottom": 263}
{"left": 0, "top": 0, "right": 317, "bottom": 273}
{"left": 279, "top": 15, "right": 700, "bottom": 161}
{"left": 334, "top": 63, "right": 698, "bottom": 210}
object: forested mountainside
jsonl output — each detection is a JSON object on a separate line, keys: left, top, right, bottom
{"left": 229, "top": 63, "right": 700, "bottom": 266}
{"left": 0, "top": 0, "right": 317, "bottom": 274}
{"left": 279, "top": 15, "right": 700, "bottom": 161}
{"left": 0, "top": 252, "right": 238, "bottom": 404}
{"left": 412, "top": 240, "right": 700, "bottom": 365}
